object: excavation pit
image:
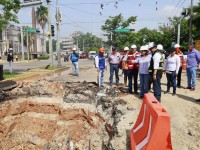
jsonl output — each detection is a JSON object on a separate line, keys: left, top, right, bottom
{"left": 0, "top": 80, "right": 135, "bottom": 150}
{"left": 0, "top": 98, "right": 107, "bottom": 149}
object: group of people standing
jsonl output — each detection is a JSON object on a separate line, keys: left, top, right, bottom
{"left": 94, "top": 43, "right": 200, "bottom": 102}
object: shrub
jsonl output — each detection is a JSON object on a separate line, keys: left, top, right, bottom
{"left": 37, "top": 56, "right": 49, "bottom": 60}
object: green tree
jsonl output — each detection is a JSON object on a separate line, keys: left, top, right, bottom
{"left": 36, "top": 5, "right": 48, "bottom": 54}
{"left": 193, "top": 1, "right": 200, "bottom": 40}
{"left": 0, "top": 0, "right": 20, "bottom": 30}
{"left": 72, "top": 32, "right": 103, "bottom": 52}
{"left": 101, "top": 14, "right": 137, "bottom": 49}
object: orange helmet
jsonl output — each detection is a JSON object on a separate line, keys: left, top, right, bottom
{"left": 99, "top": 47, "right": 105, "bottom": 53}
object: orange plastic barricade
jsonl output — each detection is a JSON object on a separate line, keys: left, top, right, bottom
{"left": 130, "top": 94, "right": 172, "bottom": 150}
{"left": 182, "top": 59, "right": 186, "bottom": 70}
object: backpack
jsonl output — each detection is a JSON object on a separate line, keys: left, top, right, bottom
{"left": 7, "top": 53, "right": 12, "bottom": 62}
{"left": 71, "top": 53, "right": 78, "bottom": 62}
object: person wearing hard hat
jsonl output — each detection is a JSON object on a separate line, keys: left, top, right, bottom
{"left": 148, "top": 42, "right": 157, "bottom": 91}
{"left": 70, "top": 48, "right": 79, "bottom": 76}
{"left": 95, "top": 48, "right": 107, "bottom": 87}
{"left": 131, "top": 45, "right": 152, "bottom": 98}
{"left": 108, "top": 47, "right": 120, "bottom": 86}
{"left": 149, "top": 44, "right": 165, "bottom": 102}
{"left": 126, "top": 44, "right": 140, "bottom": 94}
{"left": 120, "top": 46, "right": 129, "bottom": 86}
{"left": 163, "top": 48, "right": 180, "bottom": 96}
{"left": 174, "top": 44, "right": 183, "bottom": 88}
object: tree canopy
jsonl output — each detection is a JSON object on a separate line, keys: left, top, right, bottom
{"left": 0, "top": 0, "right": 20, "bottom": 30}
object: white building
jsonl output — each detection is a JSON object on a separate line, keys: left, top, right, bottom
{"left": 61, "top": 37, "right": 74, "bottom": 51}
{"left": 0, "top": 26, "right": 46, "bottom": 58}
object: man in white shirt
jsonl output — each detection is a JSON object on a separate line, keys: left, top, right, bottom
{"left": 149, "top": 44, "right": 165, "bottom": 102}
{"left": 95, "top": 48, "right": 107, "bottom": 87}
{"left": 163, "top": 49, "right": 180, "bottom": 95}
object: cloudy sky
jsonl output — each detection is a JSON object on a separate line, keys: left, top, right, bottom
{"left": 18, "top": 0, "right": 199, "bottom": 38}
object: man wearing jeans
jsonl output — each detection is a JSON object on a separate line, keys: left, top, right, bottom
{"left": 186, "top": 45, "right": 200, "bottom": 91}
{"left": 95, "top": 48, "right": 107, "bottom": 87}
{"left": 108, "top": 47, "right": 120, "bottom": 86}
{"left": 149, "top": 44, "right": 165, "bottom": 102}
{"left": 70, "top": 48, "right": 79, "bottom": 76}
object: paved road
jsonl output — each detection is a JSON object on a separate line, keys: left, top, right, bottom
{"left": 0, "top": 58, "right": 95, "bottom": 73}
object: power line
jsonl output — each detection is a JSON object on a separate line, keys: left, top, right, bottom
{"left": 52, "top": 0, "right": 124, "bottom": 6}
{"left": 173, "top": 0, "right": 186, "bottom": 17}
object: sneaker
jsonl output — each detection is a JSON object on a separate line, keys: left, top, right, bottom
{"left": 164, "top": 91, "right": 170, "bottom": 94}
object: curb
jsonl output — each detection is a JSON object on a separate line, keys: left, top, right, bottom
{"left": 3, "top": 67, "right": 69, "bottom": 81}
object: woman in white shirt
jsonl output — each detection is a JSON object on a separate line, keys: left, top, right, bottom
{"left": 132, "top": 45, "right": 152, "bottom": 98}
{"left": 163, "top": 48, "right": 180, "bottom": 95}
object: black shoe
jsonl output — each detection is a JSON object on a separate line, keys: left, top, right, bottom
{"left": 140, "top": 96, "right": 144, "bottom": 99}
{"left": 195, "top": 99, "right": 200, "bottom": 102}
{"left": 164, "top": 91, "right": 170, "bottom": 94}
{"left": 172, "top": 92, "right": 176, "bottom": 96}
{"left": 177, "top": 86, "right": 181, "bottom": 88}
{"left": 134, "top": 92, "right": 139, "bottom": 95}
{"left": 184, "top": 87, "right": 191, "bottom": 89}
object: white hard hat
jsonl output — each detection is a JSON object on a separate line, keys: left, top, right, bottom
{"left": 157, "top": 44, "right": 163, "bottom": 50}
{"left": 124, "top": 46, "right": 129, "bottom": 51}
{"left": 72, "top": 48, "right": 77, "bottom": 51}
{"left": 131, "top": 44, "right": 137, "bottom": 49}
{"left": 148, "top": 42, "right": 155, "bottom": 49}
{"left": 140, "top": 45, "right": 148, "bottom": 51}
{"left": 174, "top": 44, "right": 180, "bottom": 48}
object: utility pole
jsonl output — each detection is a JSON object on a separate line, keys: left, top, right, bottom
{"left": 47, "top": 0, "right": 53, "bottom": 66}
{"left": 110, "top": 32, "right": 113, "bottom": 52}
{"left": 83, "top": 39, "right": 84, "bottom": 52}
{"left": 189, "top": 0, "right": 193, "bottom": 45}
{"left": 56, "top": 0, "right": 61, "bottom": 67}
{"left": 177, "top": 16, "right": 184, "bottom": 45}
{"left": 27, "top": 32, "right": 29, "bottom": 60}
{"left": 20, "top": 26, "right": 24, "bottom": 60}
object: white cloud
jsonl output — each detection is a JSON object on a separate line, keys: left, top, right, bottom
{"left": 156, "top": 5, "right": 183, "bottom": 18}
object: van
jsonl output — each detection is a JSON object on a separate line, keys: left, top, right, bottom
{"left": 88, "top": 51, "right": 96, "bottom": 59}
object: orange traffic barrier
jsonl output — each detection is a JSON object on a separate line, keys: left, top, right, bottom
{"left": 130, "top": 94, "right": 172, "bottom": 150}
{"left": 182, "top": 59, "right": 186, "bottom": 70}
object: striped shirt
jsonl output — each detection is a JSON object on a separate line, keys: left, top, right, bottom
{"left": 132, "top": 54, "right": 152, "bottom": 74}
{"left": 108, "top": 52, "right": 120, "bottom": 64}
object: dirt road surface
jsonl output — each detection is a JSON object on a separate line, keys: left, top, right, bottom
{"left": 1, "top": 59, "right": 199, "bottom": 149}
{"left": 51, "top": 59, "right": 200, "bottom": 150}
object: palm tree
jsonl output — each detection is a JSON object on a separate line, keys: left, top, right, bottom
{"left": 36, "top": 6, "right": 48, "bottom": 54}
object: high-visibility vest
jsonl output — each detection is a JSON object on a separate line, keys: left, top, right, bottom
{"left": 98, "top": 54, "right": 106, "bottom": 70}
{"left": 149, "top": 51, "right": 164, "bottom": 73}
{"left": 127, "top": 51, "right": 140, "bottom": 70}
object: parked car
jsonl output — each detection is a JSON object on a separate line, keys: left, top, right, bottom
{"left": 80, "top": 52, "right": 88, "bottom": 59}
{"left": 89, "top": 51, "right": 96, "bottom": 59}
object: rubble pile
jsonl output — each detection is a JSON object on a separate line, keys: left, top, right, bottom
{"left": 0, "top": 80, "right": 136, "bottom": 150}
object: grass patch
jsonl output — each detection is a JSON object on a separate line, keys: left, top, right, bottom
{"left": 37, "top": 56, "right": 49, "bottom": 60}
{"left": 3, "top": 72, "right": 22, "bottom": 79}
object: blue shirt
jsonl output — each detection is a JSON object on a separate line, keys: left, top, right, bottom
{"left": 186, "top": 49, "right": 200, "bottom": 68}
{"left": 132, "top": 54, "right": 151, "bottom": 74}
